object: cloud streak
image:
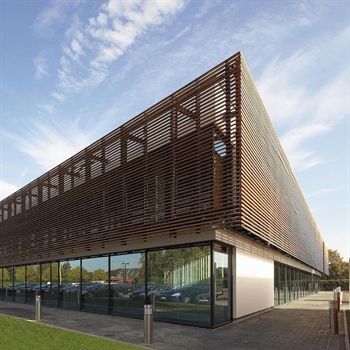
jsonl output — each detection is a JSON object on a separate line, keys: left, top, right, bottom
{"left": 34, "top": 56, "right": 49, "bottom": 79}
{"left": 0, "top": 181, "right": 19, "bottom": 201}
{"left": 255, "top": 26, "right": 349, "bottom": 171}
{"left": 3, "top": 120, "right": 96, "bottom": 171}
{"left": 56, "top": 0, "right": 185, "bottom": 94}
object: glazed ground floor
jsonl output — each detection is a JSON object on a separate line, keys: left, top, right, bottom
{"left": 0, "top": 229, "right": 321, "bottom": 328}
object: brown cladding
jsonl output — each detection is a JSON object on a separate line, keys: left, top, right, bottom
{"left": 0, "top": 52, "right": 327, "bottom": 273}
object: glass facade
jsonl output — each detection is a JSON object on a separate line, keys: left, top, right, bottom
{"left": 273, "top": 262, "right": 319, "bottom": 305}
{"left": 0, "top": 244, "right": 319, "bottom": 328}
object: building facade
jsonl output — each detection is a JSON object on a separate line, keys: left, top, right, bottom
{"left": 0, "top": 52, "right": 328, "bottom": 328}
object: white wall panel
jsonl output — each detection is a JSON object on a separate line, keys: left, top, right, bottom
{"left": 234, "top": 250, "right": 274, "bottom": 318}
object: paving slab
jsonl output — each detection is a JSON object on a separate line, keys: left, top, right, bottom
{"left": 0, "top": 291, "right": 346, "bottom": 350}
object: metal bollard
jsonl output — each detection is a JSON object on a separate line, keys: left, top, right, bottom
{"left": 337, "top": 292, "right": 341, "bottom": 312}
{"left": 144, "top": 304, "right": 153, "bottom": 344}
{"left": 329, "top": 300, "right": 338, "bottom": 334}
{"left": 35, "top": 292, "right": 42, "bottom": 321}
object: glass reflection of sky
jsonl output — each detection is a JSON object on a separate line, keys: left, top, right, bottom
{"left": 60, "top": 253, "right": 142, "bottom": 272}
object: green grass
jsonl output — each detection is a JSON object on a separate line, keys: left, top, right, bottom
{"left": 0, "top": 314, "right": 144, "bottom": 350}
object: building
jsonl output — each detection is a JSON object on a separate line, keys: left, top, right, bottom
{"left": 0, "top": 52, "right": 328, "bottom": 328}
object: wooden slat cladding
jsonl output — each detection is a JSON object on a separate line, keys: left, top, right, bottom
{"left": 238, "top": 56, "right": 327, "bottom": 274}
{"left": 0, "top": 53, "right": 241, "bottom": 266}
{"left": 0, "top": 52, "right": 327, "bottom": 274}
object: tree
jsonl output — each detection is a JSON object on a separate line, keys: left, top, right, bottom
{"left": 326, "top": 249, "right": 349, "bottom": 280}
{"left": 92, "top": 268, "right": 108, "bottom": 281}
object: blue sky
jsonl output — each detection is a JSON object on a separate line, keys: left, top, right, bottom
{"left": 0, "top": 1, "right": 349, "bottom": 261}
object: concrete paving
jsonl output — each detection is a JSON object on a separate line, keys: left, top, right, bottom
{"left": 0, "top": 291, "right": 347, "bottom": 350}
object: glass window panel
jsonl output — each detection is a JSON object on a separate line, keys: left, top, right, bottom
{"left": 153, "top": 245, "right": 211, "bottom": 327}
{"left": 0, "top": 268, "right": 2, "bottom": 299}
{"left": 213, "top": 244, "right": 230, "bottom": 326}
{"left": 274, "top": 263, "right": 280, "bottom": 306}
{"left": 279, "top": 265, "right": 286, "bottom": 305}
{"left": 41, "top": 262, "right": 59, "bottom": 307}
{"left": 14, "top": 266, "right": 25, "bottom": 303}
{"left": 24, "top": 264, "right": 40, "bottom": 304}
{"left": 110, "top": 253, "right": 145, "bottom": 318}
{"left": 81, "top": 256, "right": 109, "bottom": 314}
{"left": 3, "top": 267, "right": 13, "bottom": 301}
{"left": 60, "top": 260, "right": 81, "bottom": 310}
{"left": 290, "top": 269, "right": 295, "bottom": 301}
{"left": 286, "top": 267, "right": 291, "bottom": 302}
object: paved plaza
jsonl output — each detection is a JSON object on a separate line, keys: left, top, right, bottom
{"left": 0, "top": 291, "right": 347, "bottom": 349}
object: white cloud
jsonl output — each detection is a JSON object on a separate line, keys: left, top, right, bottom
{"left": 309, "top": 185, "right": 343, "bottom": 197}
{"left": 57, "top": 0, "right": 185, "bottom": 93}
{"left": 51, "top": 92, "right": 65, "bottom": 103}
{"left": 33, "top": 0, "right": 73, "bottom": 35}
{"left": 38, "top": 104, "right": 55, "bottom": 114}
{"left": 34, "top": 56, "right": 49, "bottom": 79}
{"left": 254, "top": 26, "right": 349, "bottom": 172}
{"left": 0, "top": 181, "right": 19, "bottom": 201}
{"left": 3, "top": 120, "right": 95, "bottom": 171}
{"left": 279, "top": 124, "right": 331, "bottom": 170}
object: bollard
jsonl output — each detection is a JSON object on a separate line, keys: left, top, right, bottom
{"left": 35, "top": 291, "right": 42, "bottom": 321}
{"left": 144, "top": 304, "right": 153, "bottom": 344}
{"left": 337, "top": 292, "right": 341, "bottom": 312}
{"left": 329, "top": 300, "right": 338, "bottom": 334}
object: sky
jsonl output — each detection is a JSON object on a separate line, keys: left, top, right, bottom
{"left": 0, "top": 1, "right": 349, "bottom": 262}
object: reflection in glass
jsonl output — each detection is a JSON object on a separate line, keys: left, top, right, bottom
{"left": 59, "top": 260, "right": 81, "bottom": 310}
{"left": 41, "top": 262, "right": 59, "bottom": 307}
{"left": 81, "top": 256, "right": 109, "bottom": 314}
{"left": 213, "top": 244, "right": 230, "bottom": 326}
{"left": 0, "top": 268, "right": 2, "bottom": 300}
{"left": 110, "top": 253, "right": 144, "bottom": 318}
{"left": 152, "top": 245, "right": 211, "bottom": 327}
{"left": 13, "top": 266, "right": 25, "bottom": 303}
{"left": 22, "top": 264, "right": 40, "bottom": 304}
{"left": 274, "top": 263, "right": 280, "bottom": 305}
{"left": 2, "top": 267, "right": 13, "bottom": 301}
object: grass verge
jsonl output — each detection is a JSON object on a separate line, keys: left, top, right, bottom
{"left": 0, "top": 314, "right": 144, "bottom": 350}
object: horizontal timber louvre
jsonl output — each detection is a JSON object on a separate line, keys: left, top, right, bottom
{"left": 0, "top": 54, "right": 241, "bottom": 266}
{"left": 238, "top": 56, "right": 327, "bottom": 273}
{"left": 0, "top": 52, "right": 327, "bottom": 274}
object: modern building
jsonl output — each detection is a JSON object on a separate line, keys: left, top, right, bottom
{"left": 0, "top": 52, "right": 328, "bottom": 328}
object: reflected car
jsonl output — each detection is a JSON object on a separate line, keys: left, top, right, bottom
{"left": 81, "top": 283, "right": 110, "bottom": 298}
{"left": 129, "top": 285, "right": 171, "bottom": 301}
{"left": 156, "top": 284, "right": 210, "bottom": 303}
{"left": 41, "top": 284, "right": 67, "bottom": 294}
{"left": 194, "top": 292, "right": 210, "bottom": 304}
{"left": 113, "top": 283, "right": 143, "bottom": 297}
{"left": 4, "top": 283, "right": 25, "bottom": 295}
{"left": 16, "top": 283, "right": 39, "bottom": 294}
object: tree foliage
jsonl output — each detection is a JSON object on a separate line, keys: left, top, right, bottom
{"left": 326, "top": 249, "right": 349, "bottom": 280}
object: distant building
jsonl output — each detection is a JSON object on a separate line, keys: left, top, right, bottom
{"left": 0, "top": 52, "right": 328, "bottom": 327}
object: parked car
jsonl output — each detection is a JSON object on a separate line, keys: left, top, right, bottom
{"left": 16, "top": 283, "right": 39, "bottom": 294}
{"left": 129, "top": 285, "right": 171, "bottom": 301}
{"left": 61, "top": 283, "right": 90, "bottom": 295}
{"left": 194, "top": 292, "right": 210, "bottom": 304}
{"left": 4, "top": 283, "right": 25, "bottom": 296}
{"left": 81, "top": 283, "right": 110, "bottom": 298}
{"left": 113, "top": 283, "right": 143, "bottom": 297}
{"left": 41, "top": 284, "right": 67, "bottom": 294}
{"left": 156, "top": 283, "right": 211, "bottom": 303}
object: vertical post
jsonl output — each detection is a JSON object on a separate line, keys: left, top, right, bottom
{"left": 144, "top": 304, "right": 153, "bottom": 344}
{"left": 329, "top": 300, "right": 338, "bottom": 334}
{"left": 143, "top": 251, "right": 153, "bottom": 344}
{"left": 35, "top": 289, "right": 41, "bottom": 321}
